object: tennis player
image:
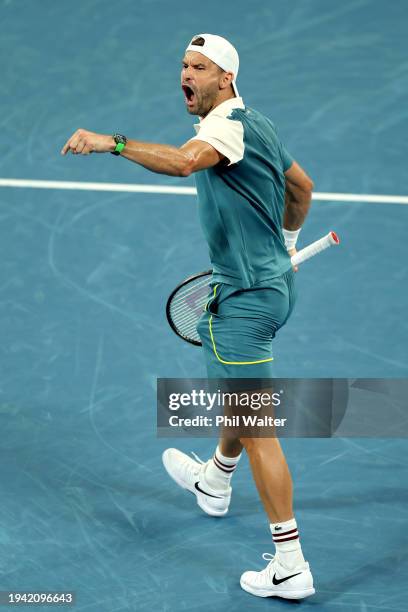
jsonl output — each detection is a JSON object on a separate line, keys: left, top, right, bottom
{"left": 61, "top": 34, "right": 315, "bottom": 600}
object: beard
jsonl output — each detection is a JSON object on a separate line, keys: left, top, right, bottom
{"left": 185, "top": 88, "right": 217, "bottom": 118}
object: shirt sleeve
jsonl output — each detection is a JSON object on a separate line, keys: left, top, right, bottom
{"left": 191, "top": 115, "right": 245, "bottom": 166}
{"left": 280, "top": 143, "right": 294, "bottom": 172}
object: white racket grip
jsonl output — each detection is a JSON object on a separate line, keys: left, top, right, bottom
{"left": 291, "top": 231, "right": 340, "bottom": 266}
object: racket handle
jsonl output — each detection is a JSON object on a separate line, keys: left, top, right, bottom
{"left": 291, "top": 231, "right": 340, "bottom": 266}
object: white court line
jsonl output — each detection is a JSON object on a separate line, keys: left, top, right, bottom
{"left": 0, "top": 178, "right": 407, "bottom": 204}
{"left": 0, "top": 178, "right": 197, "bottom": 196}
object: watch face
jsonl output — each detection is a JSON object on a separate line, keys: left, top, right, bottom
{"left": 113, "top": 133, "right": 127, "bottom": 145}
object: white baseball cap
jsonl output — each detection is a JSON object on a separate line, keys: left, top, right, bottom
{"left": 186, "top": 33, "right": 240, "bottom": 97}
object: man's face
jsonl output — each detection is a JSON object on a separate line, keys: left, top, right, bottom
{"left": 181, "top": 51, "right": 224, "bottom": 117}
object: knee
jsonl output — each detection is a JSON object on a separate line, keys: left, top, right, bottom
{"left": 240, "top": 436, "right": 280, "bottom": 459}
{"left": 240, "top": 437, "right": 267, "bottom": 456}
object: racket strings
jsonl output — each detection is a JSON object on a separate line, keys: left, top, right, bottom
{"left": 171, "top": 275, "right": 210, "bottom": 297}
{"left": 170, "top": 282, "right": 211, "bottom": 317}
{"left": 170, "top": 303, "right": 209, "bottom": 323}
{"left": 170, "top": 277, "right": 211, "bottom": 307}
{"left": 171, "top": 312, "right": 201, "bottom": 340}
{"left": 170, "top": 303, "right": 207, "bottom": 328}
{"left": 169, "top": 276, "right": 212, "bottom": 341}
{"left": 170, "top": 294, "right": 209, "bottom": 317}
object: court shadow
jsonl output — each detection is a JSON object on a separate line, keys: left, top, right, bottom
{"left": 312, "top": 547, "right": 408, "bottom": 606}
{"left": 298, "top": 486, "right": 408, "bottom": 511}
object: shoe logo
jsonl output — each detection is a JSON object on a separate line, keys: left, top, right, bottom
{"left": 272, "top": 572, "right": 302, "bottom": 585}
{"left": 194, "top": 481, "right": 223, "bottom": 499}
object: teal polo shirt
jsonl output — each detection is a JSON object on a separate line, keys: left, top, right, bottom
{"left": 191, "top": 97, "right": 294, "bottom": 289}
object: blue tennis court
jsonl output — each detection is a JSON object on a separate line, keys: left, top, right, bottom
{"left": 0, "top": 1, "right": 407, "bottom": 610}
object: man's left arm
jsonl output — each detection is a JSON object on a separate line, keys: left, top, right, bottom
{"left": 60, "top": 129, "right": 223, "bottom": 177}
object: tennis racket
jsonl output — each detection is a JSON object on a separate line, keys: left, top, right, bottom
{"left": 166, "top": 231, "right": 340, "bottom": 346}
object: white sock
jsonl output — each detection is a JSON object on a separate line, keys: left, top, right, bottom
{"left": 270, "top": 518, "right": 306, "bottom": 570}
{"left": 204, "top": 445, "right": 241, "bottom": 490}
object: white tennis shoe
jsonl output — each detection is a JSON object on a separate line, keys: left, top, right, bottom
{"left": 162, "top": 448, "right": 231, "bottom": 517}
{"left": 240, "top": 553, "right": 315, "bottom": 599}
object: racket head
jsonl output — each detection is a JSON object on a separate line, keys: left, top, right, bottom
{"left": 166, "top": 270, "right": 212, "bottom": 346}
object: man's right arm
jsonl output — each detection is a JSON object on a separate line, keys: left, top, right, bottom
{"left": 283, "top": 161, "right": 314, "bottom": 230}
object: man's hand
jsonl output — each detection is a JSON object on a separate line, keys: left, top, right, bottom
{"left": 288, "top": 247, "right": 299, "bottom": 272}
{"left": 61, "top": 129, "right": 115, "bottom": 156}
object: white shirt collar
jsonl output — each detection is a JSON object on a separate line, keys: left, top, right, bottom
{"left": 194, "top": 96, "right": 245, "bottom": 131}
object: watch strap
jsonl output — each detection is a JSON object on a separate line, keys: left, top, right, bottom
{"left": 111, "top": 134, "right": 127, "bottom": 156}
{"left": 113, "top": 142, "right": 126, "bottom": 155}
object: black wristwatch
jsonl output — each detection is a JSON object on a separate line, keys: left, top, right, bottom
{"left": 111, "top": 133, "right": 127, "bottom": 156}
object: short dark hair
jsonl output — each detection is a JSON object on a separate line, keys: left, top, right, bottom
{"left": 191, "top": 36, "right": 205, "bottom": 46}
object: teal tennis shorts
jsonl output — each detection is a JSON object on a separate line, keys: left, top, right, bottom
{"left": 197, "top": 268, "right": 297, "bottom": 378}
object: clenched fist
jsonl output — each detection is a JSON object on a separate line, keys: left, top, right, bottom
{"left": 61, "top": 129, "right": 115, "bottom": 156}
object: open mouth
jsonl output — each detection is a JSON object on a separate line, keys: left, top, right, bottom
{"left": 182, "top": 84, "right": 196, "bottom": 106}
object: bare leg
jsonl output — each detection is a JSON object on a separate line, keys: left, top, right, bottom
{"left": 218, "top": 436, "right": 243, "bottom": 458}
{"left": 240, "top": 436, "right": 293, "bottom": 523}
{"left": 217, "top": 387, "right": 293, "bottom": 523}
{"left": 218, "top": 434, "right": 293, "bottom": 523}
